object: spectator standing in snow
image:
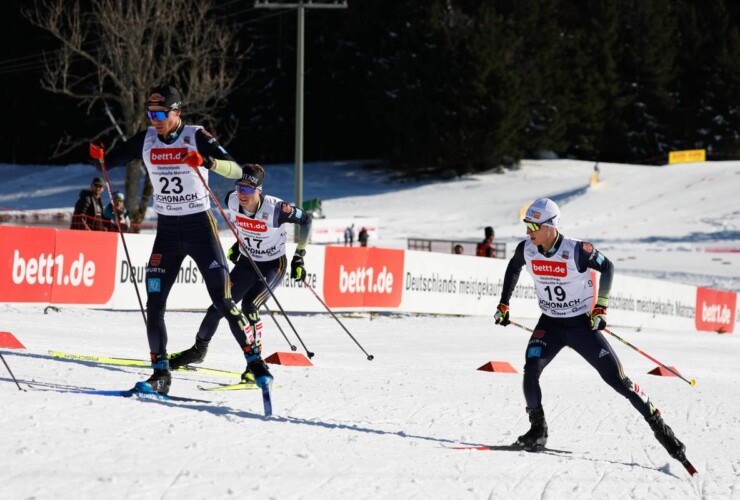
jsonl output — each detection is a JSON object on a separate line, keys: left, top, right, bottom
{"left": 102, "top": 191, "right": 131, "bottom": 232}
{"left": 476, "top": 226, "right": 495, "bottom": 257}
{"left": 358, "top": 227, "right": 369, "bottom": 247}
{"left": 70, "top": 177, "right": 107, "bottom": 231}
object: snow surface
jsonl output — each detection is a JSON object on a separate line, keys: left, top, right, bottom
{"left": 0, "top": 159, "right": 739, "bottom": 499}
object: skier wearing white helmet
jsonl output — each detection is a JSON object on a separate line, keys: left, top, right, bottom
{"left": 494, "top": 198, "right": 688, "bottom": 468}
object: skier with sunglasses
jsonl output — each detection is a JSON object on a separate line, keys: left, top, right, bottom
{"left": 168, "top": 163, "right": 312, "bottom": 385}
{"left": 494, "top": 198, "right": 688, "bottom": 467}
{"left": 88, "top": 84, "right": 255, "bottom": 395}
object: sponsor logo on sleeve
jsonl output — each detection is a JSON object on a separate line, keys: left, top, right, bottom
{"left": 695, "top": 287, "right": 737, "bottom": 333}
{"left": 531, "top": 260, "right": 567, "bottom": 277}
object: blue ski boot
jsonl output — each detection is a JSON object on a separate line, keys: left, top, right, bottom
{"left": 245, "top": 358, "right": 273, "bottom": 388}
{"left": 135, "top": 355, "right": 172, "bottom": 395}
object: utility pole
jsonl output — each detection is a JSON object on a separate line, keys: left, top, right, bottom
{"left": 255, "top": 0, "right": 348, "bottom": 213}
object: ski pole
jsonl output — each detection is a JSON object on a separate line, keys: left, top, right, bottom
{"left": 302, "top": 281, "right": 374, "bottom": 361}
{"left": 508, "top": 320, "right": 534, "bottom": 334}
{"left": 261, "top": 303, "right": 297, "bottom": 352}
{"left": 0, "top": 351, "right": 25, "bottom": 391}
{"left": 97, "top": 153, "right": 148, "bottom": 329}
{"left": 603, "top": 328, "right": 696, "bottom": 387}
{"left": 510, "top": 320, "right": 696, "bottom": 387}
{"left": 191, "top": 167, "right": 315, "bottom": 359}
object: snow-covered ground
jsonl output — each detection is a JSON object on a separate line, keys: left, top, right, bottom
{"left": 0, "top": 159, "right": 739, "bottom": 498}
{"left": 1, "top": 307, "right": 737, "bottom": 499}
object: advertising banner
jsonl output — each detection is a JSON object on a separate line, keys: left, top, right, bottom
{"left": 0, "top": 226, "right": 735, "bottom": 334}
{"left": 0, "top": 226, "right": 58, "bottom": 302}
{"left": 668, "top": 149, "right": 706, "bottom": 164}
{"left": 0, "top": 226, "right": 117, "bottom": 304}
{"left": 695, "top": 287, "right": 736, "bottom": 333}
{"left": 322, "top": 247, "right": 404, "bottom": 309}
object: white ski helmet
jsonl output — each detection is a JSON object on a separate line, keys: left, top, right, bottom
{"left": 524, "top": 198, "right": 560, "bottom": 228}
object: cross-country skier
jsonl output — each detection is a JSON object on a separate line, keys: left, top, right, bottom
{"left": 494, "top": 198, "right": 688, "bottom": 464}
{"left": 168, "top": 163, "right": 312, "bottom": 386}
{"left": 89, "top": 84, "right": 261, "bottom": 395}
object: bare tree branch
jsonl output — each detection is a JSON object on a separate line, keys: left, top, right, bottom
{"left": 24, "top": 0, "right": 246, "bottom": 228}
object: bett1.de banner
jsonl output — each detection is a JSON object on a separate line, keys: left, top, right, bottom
{"left": 1, "top": 226, "right": 736, "bottom": 334}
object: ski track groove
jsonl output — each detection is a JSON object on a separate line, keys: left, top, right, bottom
{"left": 305, "top": 464, "right": 352, "bottom": 498}
{"left": 538, "top": 470, "right": 558, "bottom": 500}
{"left": 160, "top": 468, "right": 188, "bottom": 500}
{"left": 588, "top": 468, "right": 607, "bottom": 498}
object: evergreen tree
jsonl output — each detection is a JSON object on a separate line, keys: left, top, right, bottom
{"left": 672, "top": 0, "right": 740, "bottom": 158}
{"left": 605, "top": 0, "right": 680, "bottom": 162}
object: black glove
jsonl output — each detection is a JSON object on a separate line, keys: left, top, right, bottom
{"left": 291, "top": 249, "right": 306, "bottom": 281}
{"left": 494, "top": 303, "right": 510, "bottom": 326}
{"left": 227, "top": 241, "right": 241, "bottom": 264}
{"left": 589, "top": 306, "right": 607, "bottom": 331}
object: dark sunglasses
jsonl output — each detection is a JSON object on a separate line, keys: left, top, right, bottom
{"left": 236, "top": 184, "right": 258, "bottom": 195}
{"left": 147, "top": 108, "right": 173, "bottom": 121}
{"left": 523, "top": 216, "right": 554, "bottom": 232}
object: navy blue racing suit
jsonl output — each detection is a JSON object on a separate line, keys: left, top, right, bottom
{"left": 102, "top": 121, "right": 249, "bottom": 360}
{"left": 195, "top": 190, "right": 312, "bottom": 360}
{"left": 500, "top": 234, "right": 657, "bottom": 419}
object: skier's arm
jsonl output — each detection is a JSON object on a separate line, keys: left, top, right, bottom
{"left": 576, "top": 241, "right": 614, "bottom": 307}
{"left": 499, "top": 241, "right": 526, "bottom": 305}
{"left": 276, "top": 203, "right": 313, "bottom": 251}
{"left": 101, "top": 132, "right": 147, "bottom": 168}
{"left": 195, "top": 129, "right": 242, "bottom": 179}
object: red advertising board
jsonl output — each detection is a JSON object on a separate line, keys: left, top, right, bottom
{"left": 0, "top": 226, "right": 57, "bottom": 302}
{"left": 695, "top": 287, "right": 737, "bottom": 333}
{"left": 0, "top": 227, "right": 118, "bottom": 305}
{"left": 323, "top": 247, "right": 404, "bottom": 308}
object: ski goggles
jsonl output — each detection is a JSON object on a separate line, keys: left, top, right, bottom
{"left": 236, "top": 184, "right": 259, "bottom": 195}
{"left": 523, "top": 216, "right": 554, "bottom": 232}
{"left": 146, "top": 108, "right": 173, "bottom": 121}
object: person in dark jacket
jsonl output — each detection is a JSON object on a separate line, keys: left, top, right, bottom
{"left": 358, "top": 227, "right": 369, "bottom": 247}
{"left": 70, "top": 177, "right": 106, "bottom": 231}
{"left": 476, "top": 226, "right": 495, "bottom": 257}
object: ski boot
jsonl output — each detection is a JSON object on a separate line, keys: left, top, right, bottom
{"left": 240, "top": 368, "right": 257, "bottom": 385}
{"left": 647, "top": 412, "right": 686, "bottom": 460}
{"left": 168, "top": 337, "right": 209, "bottom": 369}
{"left": 514, "top": 406, "right": 548, "bottom": 450}
{"left": 135, "top": 356, "right": 171, "bottom": 395}
{"left": 245, "top": 358, "right": 273, "bottom": 388}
